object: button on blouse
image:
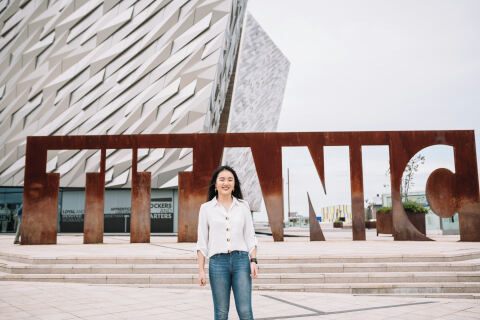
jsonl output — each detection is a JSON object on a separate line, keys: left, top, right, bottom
{"left": 196, "top": 197, "right": 258, "bottom": 258}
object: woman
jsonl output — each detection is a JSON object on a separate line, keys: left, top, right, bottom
{"left": 14, "top": 204, "right": 22, "bottom": 244}
{"left": 196, "top": 165, "right": 258, "bottom": 320}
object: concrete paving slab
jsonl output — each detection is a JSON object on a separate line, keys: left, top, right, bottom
{"left": 0, "top": 232, "right": 478, "bottom": 262}
{"left": 1, "top": 281, "right": 480, "bottom": 320}
{"left": 0, "top": 233, "right": 479, "bottom": 318}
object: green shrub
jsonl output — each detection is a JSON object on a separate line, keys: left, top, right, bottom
{"left": 377, "top": 206, "right": 392, "bottom": 213}
{"left": 402, "top": 201, "right": 428, "bottom": 213}
{"left": 377, "top": 201, "right": 428, "bottom": 214}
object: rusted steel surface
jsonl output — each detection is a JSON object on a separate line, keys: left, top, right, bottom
{"left": 22, "top": 130, "right": 480, "bottom": 244}
{"left": 449, "top": 137, "right": 480, "bottom": 242}
{"left": 21, "top": 142, "right": 59, "bottom": 245}
{"left": 84, "top": 173, "right": 105, "bottom": 244}
{"left": 83, "top": 149, "right": 106, "bottom": 244}
{"left": 426, "top": 168, "right": 457, "bottom": 218}
{"left": 178, "top": 135, "right": 225, "bottom": 242}
{"left": 250, "top": 136, "right": 284, "bottom": 241}
{"left": 376, "top": 211, "right": 394, "bottom": 235}
{"left": 349, "top": 142, "right": 366, "bottom": 240}
{"left": 458, "top": 203, "right": 480, "bottom": 242}
{"left": 376, "top": 210, "right": 426, "bottom": 236}
{"left": 129, "top": 147, "right": 150, "bottom": 243}
{"left": 389, "top": 133, "right": 432, "bottom": 241}
{"left": 308, "top": 192, "right": 325, "bottom": 241}
{"left": 131, "top": 172, "right": 151, "bottom": 243}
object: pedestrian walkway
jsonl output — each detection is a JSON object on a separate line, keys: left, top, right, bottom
{"left": 1, "top": 233, "right": 480, "bottom": 319}
{"left": 0, "top": 231, "right": 472, "bottom": 259}
{"left": 1, "top": 281, "right": 480, "bottom": 320}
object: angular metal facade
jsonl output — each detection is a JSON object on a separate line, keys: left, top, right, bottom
{"left": 0, "top": 0, "right": 244, "bottom": 186}
{"left": 222, "top": 13, "right": 290, "bottom": 211}
{"left": 0, "top": 0, "right": 289, "bottom": 210}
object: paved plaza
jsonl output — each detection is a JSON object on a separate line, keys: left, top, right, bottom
{"left": 2, "top": 281, "right": 480, "bottom": 320}
{"left": 1, "top": 232, "right": 480, "bottom": 319}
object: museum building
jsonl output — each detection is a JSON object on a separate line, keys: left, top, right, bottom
{"left": 0, "top": 0, "right": 290, "bottom": 233}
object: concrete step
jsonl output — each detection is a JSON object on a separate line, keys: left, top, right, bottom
{"left": 0, "top": 273, "right": 196, "bottom": 284}
{"left": 257, "top": 272, "right": 480, "bottom": 284}
{"left": 0, "top": 254, "right": 197, "bottom": 265}
{"left": 357, "top": 293, "right": 480, "bottom": 300}
{"left": 260, "top": 262, "right": 480, "bottom": 273}
{"left": 2, "top": 275, "right": 478, "bottom": 295}
{"left": 252, "top": 282, "right": 480, "bottom": 294}
{"left": 1, "top": 259, "right": 478, "bottom": 274}
{"left": 85, "top": 282, "right": 480, "bottom": 296}
{"left": 2, "top": 250, "right": 479, "bottom": 298}
{"left": 2, "top": 251, "right": 480, "bottom": 265}
{"left": 0, "top": 261, "right": 202, "bottom": 274}
{"left": 1, "top": 272, "right": 479, "bottom": 285}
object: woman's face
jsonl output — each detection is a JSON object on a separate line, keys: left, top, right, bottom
{"left": 215, "top": 170, "right": 235, "bottom": 197}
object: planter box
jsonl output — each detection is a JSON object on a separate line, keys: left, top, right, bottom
{"left": 376, "top": 211, "right": 426, "bottom": 235}
{"left": 365, "top": 220, "right": 376, "bottom": 229}
{"left": 333, "top": 221, "right": 343, "bottom": 228}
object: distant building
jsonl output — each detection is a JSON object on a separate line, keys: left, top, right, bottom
{"left": 320, "top": 204, "right": 352, "bottom": 223}
{"left": 288, "top": 216, "right": 309, "bottom": 228}
{"left": 381, "top": 191, "right": 459, "bottom": 234}
{"left": 381, "top": 191, "right": 429, "bottom": 208}
{"left": 366, "top": 194, "right": 383, "bottom": 220}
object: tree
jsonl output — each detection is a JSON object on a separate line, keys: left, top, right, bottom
{"left": 401, "top": 154, "right": 425, "bottom": 201}
{"left": 384, "top": 153, "right": 426, "bottom": 202}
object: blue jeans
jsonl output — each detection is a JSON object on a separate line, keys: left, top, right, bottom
{"left": 209, "top": 251, "right": 253, "bottom": 320}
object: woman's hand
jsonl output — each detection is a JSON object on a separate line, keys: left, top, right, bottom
{"left": 197, "top": 250, "right": 206, "bottom": 286}
{"left": 198, "top": 269, "right": 206, "bottom": 286}
{"left": 250, "top": 262, "right": 258, "bottom": 279}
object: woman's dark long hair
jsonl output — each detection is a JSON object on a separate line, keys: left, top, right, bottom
{"left": 207, "top": 165, "right": 243, "bottom": 201}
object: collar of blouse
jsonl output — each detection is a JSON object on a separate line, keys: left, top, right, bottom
{"left": 207, "top": 196, "right": 241, "bottom": 209}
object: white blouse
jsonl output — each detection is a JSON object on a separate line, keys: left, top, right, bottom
{"left": 196, "top": 196, "right": 258, "bottom": 258}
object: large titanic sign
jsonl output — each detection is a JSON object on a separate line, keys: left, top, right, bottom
{"left": 21, "top": 131, "right": 480, "bottom": 244}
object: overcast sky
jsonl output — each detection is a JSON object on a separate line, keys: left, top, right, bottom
{"left": 247, "top": 0, "right": 480, "bottom": 218}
